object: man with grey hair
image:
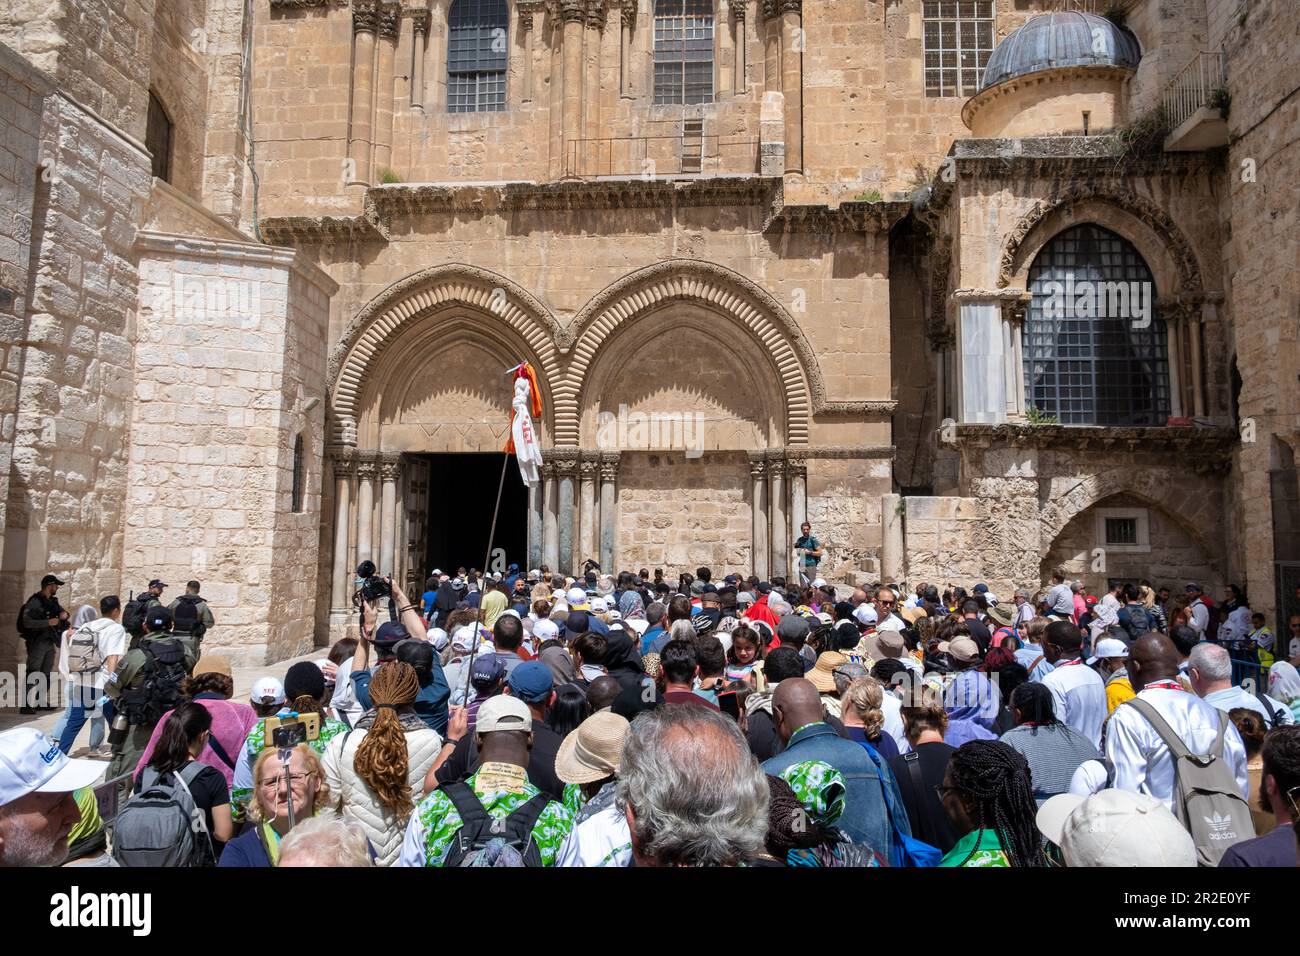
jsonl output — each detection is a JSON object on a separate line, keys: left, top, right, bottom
{"left": 1188, "top": 641, "right": 1294, "bottom": 729}
{"left": 618, "top": 705, "right": 769, "bottom": 866}
{"left": 1013, "top": 588, "right": 1036, "bottom": 628}
{"left": 278, "top": 816, "right": 373, "bottom": 867}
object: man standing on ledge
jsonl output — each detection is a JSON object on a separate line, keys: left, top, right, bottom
{"left": 794, "top": 522, "right": 823, "bottom": 588}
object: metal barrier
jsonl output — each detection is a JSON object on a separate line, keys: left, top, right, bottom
{"left": 1162, "top": 50, "right": 1228, "bottom": 131}
{"left": 563, "top": 134, "right": 760, "bottom": 179}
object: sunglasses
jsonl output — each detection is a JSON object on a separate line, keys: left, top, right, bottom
{"left": 878, "top": 600, "right": 896, "bottom": 607}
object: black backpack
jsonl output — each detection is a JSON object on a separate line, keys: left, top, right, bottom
{"left": 122, "top": 595, "right": 152, "bottom": 637}
{"left": 172, "top": 595, "right": 206, "bottom": 641}
{"left": 440, "top": 781, "right": 551, "bottom": 867}
{"left": 119, "top": 642, "right": 189, "bottom": 727}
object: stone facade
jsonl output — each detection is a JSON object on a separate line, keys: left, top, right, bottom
{"left": 1, "top": 0, "right": 1297, "bottom": 664}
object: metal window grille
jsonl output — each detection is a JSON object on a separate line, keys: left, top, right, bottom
{"left": 923, "top": 1, "right": 994, "bottom": 97}
{"left": 1024, "top": 224, "right": 1171, "bottom": 427}
{"left": 654, "top": 0, "right": 714, "bottom": 105}
{"left": 448, "top": 0, "right": 508, "bottom": 113}
{"left": 291, "top": 434, "right": 305, "bottom": 513}
{"left": 1104, "top": 517, "right": 1138, "bottom": 545}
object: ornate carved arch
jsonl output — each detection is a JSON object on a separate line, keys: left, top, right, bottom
{"left": 556, "top": 259, "right": 826, "bottom": 446}
{"left": 327, "top": 264, "right": 561, "bottom": 445}
{"left": 997, "top": 185, "right": 1204, "bottom": 295}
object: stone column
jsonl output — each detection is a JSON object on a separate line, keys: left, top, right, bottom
{"left": 561, "top": 0, "right": 585, "bottom": 175}
{"left": 410, "top": 8, "right": 430, "bottom": 110}
{"left": 542, "top": 463, "right": 560, "bottom": 570}
{"left": 519, "top": 3, "right": 539, "bottom": 102}
{"left": 717, "top": 0, "right": 733, "bottom": 97}
{"left": 762, "top": 0, "right": 780, "bottom": 94}
{"left": 1167, "top": 307, "right": 1185, "bottom": 418}
{"left": 749, "top": 455, "right": 767, "bottom": 578}
{"left": 732, "top": 0, "right": 746, "bottom": 94}
{"left": 373, "top": 5, "right": 399, "bottom": 175}
{"left": 355, "top": 455, "right": 378, "bottom": 568}
{"left": 768, "top": 456, "right": 787, "bottom": 580}
{"left": 349, "top": 1, "right": 380, "bottom": 184}
{"left": 556, "top": 456, "right": 577, "bottom": 575}
{"left": 881, "top": 493, "right": 903, "bottom": 584}
{"left": 1188, "top": 306, "right": 1205, "bottom": 417}
{"left": 527, "top": 479, "right": 543, "bottom": 570}
{"left": 578, "top": 456, "right": 598, "bottom": 566}
{"left": 379, "top": 452, "right": 401, "bottom": 577}
{"left": 619, "top": 1, "right": 637, "bottom": 97}
{"left": 599, "top": 453, "right": 619, "bottom": 570}
{"left": 582, "top": 1, "right": 605, "bottom": 141}
{"left": 329, "top": 449, "right": 356, "bottom": 611}
{"left": 779, "top": 0, "right": 802, "bottom": 174}
{"left": 788, "top": 455, "right": 807, "bottom": 542}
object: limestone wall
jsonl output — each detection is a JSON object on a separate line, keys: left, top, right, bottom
{"left": 148, "top": 0, "right": 210, "bottom": 200}
{"left": 0, "top": 82, "right": 151, "bottom": 671}
{"left": 124, "top": 236, "right": 335, "bottom": 666}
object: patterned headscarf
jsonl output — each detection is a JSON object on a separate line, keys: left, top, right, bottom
{"left": 779, "top": 760, "right": 846, "bottom": 828}
{"left": 619, "top": 590, "right": 646, "bottom": 621}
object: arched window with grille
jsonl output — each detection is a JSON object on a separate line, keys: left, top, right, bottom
{"left": 1024, "top": 223, "right": 1170, "bottom": 426}
{"left": 447, "top": 0, "right": 508, "bottom": 113}
{"left": 291, "top": 433, "right": 305, "bottom": 513}
{"left": 653, "top": 0, "right": 714, "bottom": 105}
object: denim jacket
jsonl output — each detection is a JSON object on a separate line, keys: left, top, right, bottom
{"left": 761, "top": 722, "right": 904, "bottom": 859}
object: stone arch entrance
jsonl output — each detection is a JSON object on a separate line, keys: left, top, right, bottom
{"left": 323, "top": 267, "right": 560, "bottom": 627}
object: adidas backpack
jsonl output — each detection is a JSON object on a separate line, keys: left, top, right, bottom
{"left": 441, "top": 781, "right": 551, "bottom": 867}
{"left": 111, "top": 762, "right": 215, "bottom": 867}
{"left": 1126, "top": 697, "right": 1255, "bottom": 866}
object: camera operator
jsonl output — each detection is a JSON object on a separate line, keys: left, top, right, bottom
{"left": 331, "top": 573, "right": 432, "bottom": 728}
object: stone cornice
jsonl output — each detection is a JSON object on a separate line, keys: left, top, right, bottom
{"left": 815, "top": 401, "right": 897, "bottom": 416}
{"left": 944, "top": 423, "right": 1237, "bottom": 467}
{"left": 270, "top": 0, "right": 346, "bottom": 8}
{"left": 775, "top": 446, "right": 895, "bottom": 459}
{"left": 764, "top": 185, "right": 910, "bottom": 234}
{"left": 940, "top": 136, "right": 1218, "bottom": 184}
{"left": 258, "top": 213, "right": 388, "bottom": 246}
{"left": 134, "top": 231, "right": 340, "bottom": 296}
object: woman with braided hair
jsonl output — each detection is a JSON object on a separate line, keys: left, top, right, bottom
{"left": 321, "top": 661, "right": 444, "bottom": 866}
{"left": 937, "top": 739, "right": 1047, "bottom": 867}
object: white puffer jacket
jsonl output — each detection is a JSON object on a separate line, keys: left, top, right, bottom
{"left": 321, "top": 713, "right": 443, "bottom": 866}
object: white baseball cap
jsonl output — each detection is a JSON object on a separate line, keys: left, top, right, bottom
{"left": 566, "top": 586, "right": 587, "bottom": 605}
{"left": 590, "top": 596, "right": 610, "bottom": 613}
{"left": 812, "top": 578, "right": 827, "bottom": 588}
{"left": 1087, "top": 638, "right": 1130, "bottom": 666}
{"left": 476, "top": 695, "right": 533, "bottom": 734}
{"left": 532, "top": 618, "right": 559, "bottom": 643}
{"left": 451, "top": 624, "right": 481, "bottom": 652}
{"left": 1036, "top": 790, "right": 1196, "bottom": 867}
{"left": 853, "top": 605, "right": 878, "bottom": 626}
{"left": 0, "top": 728, "right": 105, "bottom": 807}
{"left": 251, "top": 676, "right": 286, "bottom": 706}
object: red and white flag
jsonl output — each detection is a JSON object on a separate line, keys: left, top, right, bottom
{"left": 505, "top": 362, "right": 542, "bottom": 487}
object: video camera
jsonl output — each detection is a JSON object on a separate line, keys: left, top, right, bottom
{"left": 263, "top": 712, "right": 321, "bottom": 750}
{"left": 353, "top": 560, "right": 392, "bottom": 605}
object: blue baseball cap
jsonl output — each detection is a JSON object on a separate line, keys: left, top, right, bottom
{"left": 471, "top": 655, "right": 507, "bottom": 688}
{"left": 508, "top": 661, "right": 554, "bottom": 705}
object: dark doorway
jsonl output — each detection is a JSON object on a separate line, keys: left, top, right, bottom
{"left": 422, "top": 453, "right": 528, "bottom": 575}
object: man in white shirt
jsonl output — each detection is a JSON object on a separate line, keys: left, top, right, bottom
{"left": 1186, "top": 583, "right": 1210, "bottom": 638}
{"left": 1013, "top": 588, "right": 1036, "bottom": 628}
{"left": 56, "top": 595, "right": 126, "bottom": 755}
{"left": 1105, "top": 633, "right": 1249, "bottom": 811}
{"left": 1187, "top": 641, "right": 1294, "bottom": 728}
{"left": 1040, "top": 620, "right": 1107, "bottom": 748}
{"left": 1045, "top": 571, "right": 1075, "bottom": 620}
{"left": 1098, "top": 582, "right": 1124, "bottom": 613}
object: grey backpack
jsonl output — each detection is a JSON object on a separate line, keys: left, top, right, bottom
{"left": 1126, "top": 697, "right": 1256, "bottom": 867}
{"left": 111, "top": 762, "right": 215, "bottom": 867}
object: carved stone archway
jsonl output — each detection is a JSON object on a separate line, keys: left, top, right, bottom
{"left": 327, "top": 263, "right": 562, "bottom": 445}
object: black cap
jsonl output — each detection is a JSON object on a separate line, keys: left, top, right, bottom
{"left": 373, "top": 621, "right": 410, "bottom": 647}
{"left": 756, "top": 581, "right": 772, "bottom": 595}
{"left": 149, "top": 579, "right": 168, "bottom": 589}
{"left": 146, "top": 607, "right": 173, "bottom": 632}
{"left": 41, "top": 574, "right": 65, "bottom": 587}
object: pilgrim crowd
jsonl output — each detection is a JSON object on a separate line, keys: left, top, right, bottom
{"left": 3, "top": 549, "right": 1299, "bottom": 869}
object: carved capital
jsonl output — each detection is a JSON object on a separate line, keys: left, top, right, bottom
{"left": 378, "top": 1, "right": 402, "bottom": 39}
{"left": 768, "top": 458, "right": 787, "bottom": 480}
{"left": 748, "top": 456, "right": 766, "bottom": 480}
{"left": 599, "top": 451, "right": 620, "bottom": 482}
{"left": 779, "top": 0, "right": 801, "bottom": 14}
{"left": 559, "top": 0, "right": 586, "bottom": 24}
{"left": 329, "top": 447, "right": 357, "bottom": 477}
{"left": 620, "top": 0, "right": 637, "bottom": 29}
{"left": 379, "top": 452, "right": 403, "bottom": 481}
{"left": 542, "top": 461, "right": 559, "bottom": 481}
{"left": 408, "top": 7, "right": 430, "bottom": 34}
{"left": 786, "top": 456, "right": 807, "bottom": 478}
{"left": 356, "top": 458, "right": 380, "bottom": 481}
{"left": 518, "top": 0, "right": 544, "bottom": 30}
{"left": 761, "top": 0, "right": 778, "bottom": 21}
{"left": 730, "top": 0, "right": 746, "bottom": 21}
{"left": 583, "top": 0, "right": 606, "bottom": 29}
{"left": 353, "top": 0, "right": 381, "bottom": 33}
{"left": 579, "top": 458, "right": 600, "bottom": 480}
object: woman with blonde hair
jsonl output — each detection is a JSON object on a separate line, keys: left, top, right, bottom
{"left": 840, "top": 677, "right": 899, "bottom": 759}
{"left": 322, "top": 661, "right": 443, "bottom": 866}
{"left": 1139, "top": 585, "right": 1168, "bottom": 632}
{"left": 219, "top": 744, "right": 331, "bottom": 867}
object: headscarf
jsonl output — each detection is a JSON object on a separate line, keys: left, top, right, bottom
{"left": 434, "top": 580, "right": 459, "bottom": 615}
{"left": 1269, "top": 661, "right": 1300, "bottom": 705}
{"left": 602, "top": 630, "right": 645, "bottom": 690}
{"left": 72, "top": 604, "right": 98, "bottom": 629}
{"left": 539, "top": 642, "right": 579, "bottom": 686}
{"left": 618, "top": 590, "right": 646, "bottom": 621}
{"left": 779, "top": 760, "right": 846, "bottom": 828}
{"left": 480, "top": 589, "right": 508, "bottom": 629}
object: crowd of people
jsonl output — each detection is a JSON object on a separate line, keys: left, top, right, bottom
{"left": 3, "top": 556, "right": 1300, "bottom": 869}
